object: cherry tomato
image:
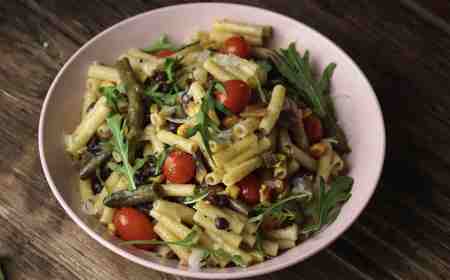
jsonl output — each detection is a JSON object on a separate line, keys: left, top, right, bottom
{"left": 224, "top": 36, "right": 251, "bottom": 58}
{"left": 154, "top": 49, "right": 175, "bottom": 58}
{"left": 163, "top": 150, "right": 196, "bottom": 183}
{"left": 113, "top": 208, "right": 157, "bottom": 250}
{"left": 304, "top": 115, "right": 323, "bottom": 143}
{"left": 215, "top": 80, "right": 251, "bottom": 114}
{"left": 237, "top": 174, "right": 260, "bottom": 205}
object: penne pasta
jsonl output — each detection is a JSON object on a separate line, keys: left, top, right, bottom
{"left": 261, "top": 240, "right": 279, "bottom": 257}
{"left": 153, "top": 200, "right": 195, "bottom": 224}
{"left": 143, "top": 125, "right": 165, "bottom": 153}
{"left": 213, "top": 19, "right": 266, "bottom": 38}
{"left": 100, "top": 207, "right": 115, "bottom": 224}
{"left": 259, "top": 85, "right": 286, "bottom": 135}
{"left": 277, "top": 239, "right": 296, "bottom": 250}
{"left": 222, "top": 157, "right": 263, "bottom": 186}
{"left": 233, "top": 117, "right": 260, "bottom": 139}
{"left": 224, "top": 137, "right": 271, "bottom": 171}
{"left": 213, "top": 134, "right": 257, "bottom": 167}
{"left": 88, "top": 64, "right": 120, "bottom": 83}
{"left": 291, "top": 144, "right": 318, "bottom": 172}
{"left": 160, "top": 184, "right": 196, "bottom": 197}
{"left": 82, "top": 78, "right": 101, "bottom": 119}
{"left": 154, "top": 222, "right": 191, "bottom": 265}
{"left": 193, "top": 211, "right": 243, "bottom": 248}
{"left": 79, "top": 179, "right": 94, "bottom": 202}
{"left": 156, "top": 130, "right": 198, "bottom": 154}
{"left": 196, "top": 201, "right": 245, "bottom": 234}
{"left": 209, "top": 29, "right": 263, "bottom": 46}
{"left": 266, "top": 224, "right": 299, "bottom": 241}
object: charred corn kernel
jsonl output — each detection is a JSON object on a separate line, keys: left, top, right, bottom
{"left": 107, "top": 223, "right": 116, "bottom": 233}
{"left": 99, "top": 80, "right": 116, "bottom": 88}
{"left": 260, "top": 184, "right": 272, "bottom": 204}
{"left": 222, "top": 115, "right": 240, "bottom": 128}
{"left": 302, "top": 108, "right": 313, "bottom": 119}
{"left": 225, "top": 185, "right": 240, "bottom": 199}
{"left": 177, "top": 123, "right": 191, "bottom": 137}
{"left": 310, "top": 142, "right": 329, "bottom": 159}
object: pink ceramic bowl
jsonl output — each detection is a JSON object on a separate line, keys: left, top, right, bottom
{"left": 38, "top": 3, "right": 385, "bottom": 279}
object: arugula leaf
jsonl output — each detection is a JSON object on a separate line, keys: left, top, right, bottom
{"left": 164, "top": 57, "right": 177, "bottom": 82}
{"left": 184, "top": 188, "right": 209, "bottom": 205}
{"left": 155, "top": 147, "right": 168, "bottom": 175}
{"left": 186, "top": 84, "right": 222, "bottom": 158}
{"left": 106, "top": 114, "right": 137, "bottom": 191}
{"left": 302, "top": 176, "right": 353, "bottom": 234}
{"left": 144, "top": 83, "right": 178, "bottom": 106}
{"left": 99, "top": 85, "right": 126, "bottom": 112}
{"left": 248, "top": 192, "right": 312, "bottom": 228}
{"left": 142, "top": 34, "right": 176, "bottom": 53}
{"left": 122, "top": 227, "right": 200, "bottom": 247}
{"left": 209, "top": 248, "right": 246, "bottom": 267}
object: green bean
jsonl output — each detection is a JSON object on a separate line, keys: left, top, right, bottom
{"left": 115, "top": 58, "right": 145, "bottom": 163}
{"left": 103, "top": 184, "right": 160, "bottom": 208}
{"left": 79, "top": 150, "right": 111, "bottom": 179}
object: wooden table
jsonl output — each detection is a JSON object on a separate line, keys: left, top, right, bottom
{"left": 1, "top": 0, "right": 450, "bottom": 279}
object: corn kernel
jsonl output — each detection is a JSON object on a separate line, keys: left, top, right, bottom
{"left": 259, "top": 184, "right": 272, "bottom": 204}
{"left": 177, "top": 123, "right": 191, "bottom": 137}
{"left": 302, "top": 108, "right": 313, "bottom": 119}
{"left": 225, "top": 185, "right": 240, "bottom": 199}
{"left": 309, "top": 142, "right": 328, "bottom": 159}
{"left": 222, "top": 115, "right": 240, "bottom": 129}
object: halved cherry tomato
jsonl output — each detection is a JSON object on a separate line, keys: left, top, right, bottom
{"left": 162, "top": 150, "right": 196, "bottom": 183}
{"left": 237, "top": 174, "right": 260, "bottom": 205}
{"left": 304, "top": 115, "right": 323, "bottom": 143}
{"left": 113, "top": 207, "right": 157, "bottom": 250}
{"left": 224, "top": 36, "right": 251, "bottom": 58}
{"left": 154, "top": 49, "right": 175, "bottom": 58}
{"left": 215, "top": 80, "right": 251, "bottom": 114}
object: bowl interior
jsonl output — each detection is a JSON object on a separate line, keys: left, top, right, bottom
{"left": 39, "top": 3, "right": 385, "bottom": 279}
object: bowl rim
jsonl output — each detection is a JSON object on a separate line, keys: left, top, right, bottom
{"left": 38, "top": 2, "right": 386, "bottom": 279}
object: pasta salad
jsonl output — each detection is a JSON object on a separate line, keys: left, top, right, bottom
{"left": 65, "top": 19, "right": 354, "bottom": 269}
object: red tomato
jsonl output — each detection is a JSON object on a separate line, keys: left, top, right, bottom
{"left": 154, "top": 49, "right": 175, "bottom": 58}
{"left": 113, "top": 208, "right": 157, "bottom": 250}
{"left": 237, "top": 174, "right": 260, "bottom": 205}
{"left": 215, "top": 80, "right": 252, "bottom": 114}
{"left": 224, "top": 36, "right": 251, "bottom": 58}
{"left": 304, "top": 115, "right": 323, "bottom": 143}
{"left": 162, "top": 150, "right": 196, "bottom": 183}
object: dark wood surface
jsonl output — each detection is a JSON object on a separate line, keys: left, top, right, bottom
{"left": 1, "top": 0, "right": 450, "bottom": 279}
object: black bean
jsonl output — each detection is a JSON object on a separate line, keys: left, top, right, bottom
{"left": 154, "top": 71, "right": 167, "bottom": 82}
{"left": 207, "top": 194, "right": 229, "bottom": 208}
{"left": 215, "top": 217, "right": 229, "bottom": 230}
{"left": 100, "top": 164, "right": 112, "bottom": 181}
{"left": 167, "top": 122, "right": 179, "bottom": 133}
{"left": 159, "top": 83, "right": 171, "bottom": 93}
{"left": 134, "top": 173, "right": 146, "bottom": 186}
{"left": 91, "top": 178, "right": 103, "bottom": 194}
{"left": 87, "top": 136, "right": 102, "bottom": 155}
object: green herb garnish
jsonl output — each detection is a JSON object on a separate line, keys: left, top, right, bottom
{"left": 142, "top": 34, "right": 176, "bottom": 53}
{"left": 248, "top": 192, "right": 312, "bottom": 228}
{"left": 144, "top": 83, "right": 178, "bottom": 106}
{"left": 259, "top": 43, "right": 350, "bottom": 152}
{"left": 155, "top": 147, "right": 168, "bottom": 175}
{"left": 213, "top": 83, "right": 233, "bottom": 116}
{"left": 106, "top": 114, "right": 137, "bottom": 191}
{"left": 302, "top": 176, "right": 353, "bottom": 234}
{"left": 186, "top": 84, "right": 221, "bottom": 157}
{"left": 99, "top": 84, "right": 126, "bottom": 112}
{"left": 202, "top": 248, "right": 246, "bottom": 267}
{"left": 164, "top": 57, "right": 177, "bottom": 82}
{"left": 184, "top": 188, "right": 209, "bottom": 205}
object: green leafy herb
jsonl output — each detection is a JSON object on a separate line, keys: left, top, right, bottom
{"left": 142, "top": 34, "right": 176, "bottom": 53}
{"left": 213, "top": 83, "right": 233, "bottom": 116}
{"left": 155, "top": 147, "right": 168, "bottom": 175}
{"left": 144, "top": 83, "right": 178, "bottom": 106}
{"left": 248, "top": 192, "right": 312, "bottom": 228}
{"left": 99, "top": 85, "right": 126, "bottom": 112}
{"left": 122, "top": 227, "right": 200, "bottom": 247}
{"left": 258, "top": 43, "right": 350, "bottom": 152}
{"left": 106, "top": 114, "right": 137, "bottom": 191}
{"left": 186, "top": 84, "right": 221, "bottom": 157}
{"left": 184, "top": 188, "right": 209, "bottom": 205}
{"left": 207, "top": 248, "right": 246, "bottom": 267}
{"left": 302, "top": 176, "right": 353, "bottom": 234}
{"left": 256, "top": 59, "right": 273, "bottom": 73}
{"left": 164, "top": 57, "right": 177, "bottom": 82}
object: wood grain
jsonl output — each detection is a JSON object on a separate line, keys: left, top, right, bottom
{"left": 1, "top": 0, "right": 450, "bottom": 279}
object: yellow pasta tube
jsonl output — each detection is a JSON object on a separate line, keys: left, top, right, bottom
{"left": 82, "top": 78, "right": 101, "bottom": 118}
{"left": 87, "top": 64, "right": 120, "bottom": 83}
{"left": 291, "top": 144, "right": 318, "bottom": 172}
{"left": 150, "top": 210, "right": 192, "bottom": 239}
{"left": 213, "top": 19, "right": 265, "bottom": 38}
{"left": 160, "top": 184, "right": 196, "bottom": 197}
{"left": 79, "top": 179, "right": 94, "bottom": 202}
{"left": 196, "top": 201, "right": 245, "bottom": 234}
{"left": 156, "top": 130, "right": 198, "bottom": 154}
{"left": 266, "top": 224, "right": 298, "bottom": 241}
{"left": 223, "top": 157, "right": 263, "bottom": 186}
{"left": 277, "top": 239, "right": 296, "bottom": 250}
{"left": 205, "top": 170, "right": 224, "bottom": 186}
{"left": 65, "top": 96, "right": 111, "bottom": 154}
{"left": 203, "top": 231, "right": 253, "bottom": 266}
{"left": 193, "top": 211, "right": 242, "bottom": 248}
{"left": 287, "top": 159, "right": 301, "bottom": 176}
{"left": 209, "top": 29, "right": 263, "bottom": 46}
{"left": 153, "top": 200, "right": 195, "bottom": 224}
{"left": 213, "top": 134, "right": 257, "bottom": 166}
{"left": 259, "top": 85, "right": 286, "bottom": 135}
{"left": 224, "top": 137, "right": 271, "bottom": 171}
{"left": 262, "top": 240, "right": 279, "bottom": 257}
{"left": 100, "top": 207, "right": 115, "bottom": 224}
{"left": 154, "top": 223, "right": 191, "bottom": 265}
{"left": 142, "top": 125, "right": 165, "bottom": 153}
{"left": 233, "top": 117, "right": 260, "bottom": 139}
{"left": 203, "top": 58, "right": 236, "bottom": 82}
{"left": 243, "top": 234, "right": 257, "bottom": 247}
